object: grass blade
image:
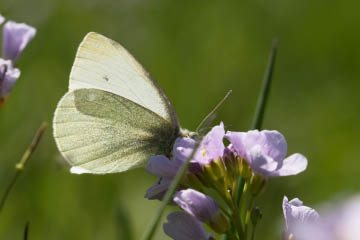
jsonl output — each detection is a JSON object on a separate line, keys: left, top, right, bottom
{"left": 251, "top": 38, "right": 278, "bottom": 130}
{"left": 0, "top": 122, "right": 47, "bottom": 214}
{"left": 23, "top": 222, "right": 29, "bottom": 240}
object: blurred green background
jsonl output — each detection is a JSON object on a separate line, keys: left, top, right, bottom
{"left": 1, "top": 0, "right": 360, "bottom": 239}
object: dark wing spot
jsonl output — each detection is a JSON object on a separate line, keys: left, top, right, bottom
{"left": 103, "top": 76, "right": 109, "bottom": 81}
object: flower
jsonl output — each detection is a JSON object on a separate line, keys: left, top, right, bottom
{"left": 176, "top": 123, "right": 226, "bottom": 166}
{"left": 293, "top": 195, "right": 360, "bottom": 240}
{"left": 282, "top": 196, "right": 319, "bottom": 234}
{"left": 0, "top": 59, "right": 20, "bottom": 100}
{"left": 163, "top": 211, "right": 214, "bottom": 240}
{"left": 174, "top": 189, "right": 219, "bottom": 222}
{"left": 144, "top": 138, "right": 202, "bottom": 200}
{"left": 145, "top": 124, "right": 227, "bottom": 199}
{"left": 2, "top": 21, "right": 36, "bottom": 61}
{"left": 0, "top": 14, "right": 4, "bottom": 25}
{"left": 174, "top": 189, "right": 229, "bottom": 233}
{"left": 145, "top": 123, "right": 308, "bottom": 200}
{"left": 226, "top": 130, "right": 307, "bottom": 178}
{"left": 0, "top": 17, "right": 36, "bottom": 104}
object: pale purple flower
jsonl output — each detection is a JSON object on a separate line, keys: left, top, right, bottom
{"left": 226, "top": 130, "right": 307, "bottom": 178}
{"left": 145, "top": 124, "right": 227, "bottom": 199}
{"left": 0, "top": 14, "right": 4, "bottom": 25}
{"left": 144, "top": 177, "right": 172, "bottom": 200}
{"left": 283, "top": 196, "right": 319, "bottom": 233}
{"left": 2, "top": 21, "right": 36, "bottom": 61}
{"left": 174, "top": 189, "right": 220, "bottom": 223}
{"left": 145, "top": 138, "right": 202, "bottom": 200}
{"left": 176, "top": 123, "right": 226, "bottom": 166}
{"left": 163, "top": 211, "right": 214, "bottom": 240}
{"left": 0, "top": 59, "right": 20, "bottom": 98}
{"left": 293, "top": 195, "right": 360, "bottom": 240}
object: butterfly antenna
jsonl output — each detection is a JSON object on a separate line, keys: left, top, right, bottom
{"left": 196, "top": 89, "right": 232, "bottom": 135}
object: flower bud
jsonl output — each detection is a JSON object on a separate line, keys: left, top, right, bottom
{"left": 183, "top": 173, "right": 204, "bottom": 191}
{"left": 174, "top": 189, "right": 229, "bottom": 233}
{"left": 223, "top": 153, "right": 240, "bottom": 180}
{"left": 249, "top": 173, "right": 267, "bottom": 196}
{"left": 239, "top": 157, "right": 252, "bottom": 179}
{"left": 202, "top": 157, "right": 226, "bottom": 185}
{"left": 208, "top": 211, "right": 230, "bottom": 233}
{"left": 251, "top": 207, "right": 262, "bottom": 225}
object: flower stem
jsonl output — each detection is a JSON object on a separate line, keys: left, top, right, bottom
{"left": 218, "top": 203, "right": 232, "bottom": 219}
{"left": 244, "top": 196, "right": 256, "bottom": 238}
{"left": 250, "top": 223, "right": 256, "bottom": 240}
{"left": 235, "top": 176, "right": 245, "bottom": 205}
{"left": 239, "top": 181, "right": 249, "bottom": 224}
{"left": 0, "top": 122, "right": 47, "bottom": 214}
{"left": 251, "top": 38, "right": 278, "bottom": 130}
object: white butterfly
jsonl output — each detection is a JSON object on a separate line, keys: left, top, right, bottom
{"left": 53, "top": 32, "right": 180, "bottom": 174}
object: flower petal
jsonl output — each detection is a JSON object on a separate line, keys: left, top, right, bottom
{"left": 226, "top": 130, "right": 287, "bottom": 164}
{"left": 174, "top": 137, "right": 209, "bottom": 166}
{"left": 173, "top": 137, "right": 196, "bottom": 162}
{"left": 283, "top": 196, "right": 319, "bottom": 232}
{"left": 274, "top": 153, "right": 307, "bottom": 177}
{"left": 174, "top": 189, "right": 219, "bottom": 223}
{"left": 144, "top": 177, "right": 172, "bottom": 200}
{"left": 0, "top": 59, "right": 21, "bottom": 97}
{"left": 146, "top": 155, "right": 179, "bottom": 178}
{"left": 202, "top": 122, "right": 225, "bottom": 160}
{"left": 225, "top": 131, "right": 246, "bottom": 157}
{"left": 163, "top": 211, "right": 210, "bottom": 240}
{"left": 0, "top": 14, "right": 4, "bottom": 25}
{"left": 3, "top": 21, "right": 36, "bottom": 61}
{"left": 247, "top": 144, "right": 278, "bottom": 176}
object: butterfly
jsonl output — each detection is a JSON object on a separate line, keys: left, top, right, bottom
{"left": 53, "top": 32, "right": 180, "bottom": 174}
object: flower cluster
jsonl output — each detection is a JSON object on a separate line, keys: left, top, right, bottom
{"left": 145, "top": 123, "right": 308, "bottom": 239}
{"left": 0, "top": 13, "right": 36, "bottom": 106}
{"left": 282, "top": 195, "right": 360, "bottom": 240}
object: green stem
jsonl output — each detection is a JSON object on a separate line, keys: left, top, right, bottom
{"left": 218, "top": 204, "right": 232, "bottom": 219}
{"left": 244, "top": 196, "right": 255, "bottom": 233}
{"left": 250, "top": 223, "right": 256, "bottom": 240}
{"left": 0, "top": 122, "right": 47, "bottom": 214}
{"left": 251, "top": 38, "right": 278, "bottom": 130}
{"left": 225, "top": 228, "right": 239, "bottom": 240}
{"left": 239, "top": 181, "right": 249, "bottom": 224}
{"left": 232, "top": 206, "right": 244, "bottom": 239}
{"left": 212, "top": 184, "right": 243, "bottom": 239}
{"left": 235, "top": 177, "right": 245, "bottom": 205}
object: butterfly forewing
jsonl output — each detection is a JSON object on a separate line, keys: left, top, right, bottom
{"left": 69, "top": 32, "right": 179, "bottom": 129}
{"left": 53, "top": 88, "right": 178, "bottom": 174}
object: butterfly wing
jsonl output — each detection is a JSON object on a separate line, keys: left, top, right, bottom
{"left": 53, "top": 32, "right": 180, "bottom": 174}
{"left": 53, "top": 88, "right": 178, "bottom": 174}
{"left": 69, "top": 32, "right": 179, "bottom": 128}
